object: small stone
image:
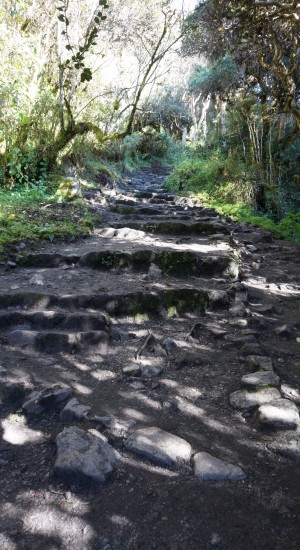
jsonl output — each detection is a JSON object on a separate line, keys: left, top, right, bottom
{"left": 241, "top": 370, "right": 280, "bottom": 389}
{"left": 246, "top": 245, "right": 258, "bottom": 252}
{"left": 154, "top": 345, "right": 168, "bottom": 358}
{"left": 240, "top": 343, "right": 265, "bottom": 357}
{"left": 193, "top": 452, "right": 246, "bottom": 481}
{"left": 208, "top": 290, "right": 230, "bottom": 309}
{"left": 256, "top": 399, "right": 300, "bottom": 429}
{"left": 148, "top": 263, "right": 162, "bottom": 280}
{"left": 245, "top": 355, "right": 273, "bottom": 371}
{"left": 23, "top": 385, "right": 72, "bottom": 416}
{"left": 162, "top": 338, "right": 178, "bottom": 355}
{"left": 140, "top": 364, "right": 163, "bottom": 378}
{"left": 60, "top": 398, "right": 91, "bottom": 422}
{"left": 7, "top": 261, "right": 17, "bottom": 268}
{"left": 29, "top": 274, "right": 45, "bottom": 286}
{"left": 230, "top": 388, "right": 281, "bottom": 411}
{"left": 54, "top": 426, "right": 118, "bottom": 486}
{"left": 125, "top": 427, "right": 192, "bottom": 466}
{"left": 123, "top": 363, "right": 141, "bottom": 377}
{"left": 275, "top": 325, "right": 293, "bottom": 339}
{"left": 229, "top": 303, "right": 247, "bottom": 317}
{"left": 210, "top": 533, "right": 222, "bottom": 547}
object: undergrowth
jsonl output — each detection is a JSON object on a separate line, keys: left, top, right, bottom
{"left": 0, "top": 184, "right": 95, "bottom": 253}
{"left": 165, "top": 150, "right": 300, "bottom": 243}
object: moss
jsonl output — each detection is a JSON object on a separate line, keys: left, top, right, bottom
{"left": 82, "top": 251, "right": 130, "bottom": 269}
{"left": 114, "top": 205, "right": 135, "bottom": 215}
{"left": 167, "top": 306, "right": 178, "bottom": 318}
{"left": 158, "top": 250, "right": 197, "bottom": 276}
{"left": 134, "top": 313, "right": 149, "bottom": 323}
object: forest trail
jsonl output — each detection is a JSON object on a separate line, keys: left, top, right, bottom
{"left": 0, "top": 168, "right": 300, "bottom": 550}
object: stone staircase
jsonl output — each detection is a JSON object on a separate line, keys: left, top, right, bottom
{"left": 1, "top": 168, "right": 300, "bottom": 548}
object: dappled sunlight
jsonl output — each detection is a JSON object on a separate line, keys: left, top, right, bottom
{"left": 110, "top": 514, "right": 132, "bottom": 527}
{"left": 23, "top": 505, "right": 95, "bottom": 543}
{"left": 118, "top": 390, "right": 163, "bottom": 411}
{"left": 2, "top": 415, "right": 44, "bottom": 445}
{"left": 90, "top": 369, "right": 117, "bottom": 381}
{"left": 243, "top": 278, "right": 300, "bottom": 297}
{"left": 122, "top": 407, "right": 150, "bottom": 422}
{"left": 70, "top": 381, "right": 93, "bottom": 395}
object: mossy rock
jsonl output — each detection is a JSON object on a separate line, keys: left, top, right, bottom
{"left": 55, "top": 177, "right": 82, "bottom": 201}
{"left": 131, "top": 250, "right": 155, "bottom": 271}
{"left": 80, "top": 251, "right": 130, "bottom": 270}
{"left": 157, "top": 250, "right": 198, "bottom": 276}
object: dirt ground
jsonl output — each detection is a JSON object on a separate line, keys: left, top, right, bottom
{"left": 0, "top": 168, "right": 300, "bottom": 550}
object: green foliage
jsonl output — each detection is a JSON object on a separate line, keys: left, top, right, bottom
{"left": 57, "top": 0, "right": 109, "bottom": 84}
{"left": 276, "top": 213, "right": 300, "bottom": 243}
{"left": 189, "top": 56, "right": 238, "bottom": 97}
{"left": 166, "top": 147, "right": 300, "bottom": 243}
{"left": 0, "top": 185, "right": 95, "bottom": 252}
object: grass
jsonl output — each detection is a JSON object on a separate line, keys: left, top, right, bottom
{"left": 0, "top": 184, "right": 95, "bottom": 253}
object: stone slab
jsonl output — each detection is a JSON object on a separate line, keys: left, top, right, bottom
{"left": 125, "top": 427, "right": 192, "bottom": 466}
{"left": 230, "top": 388, "right": 281, "bottom": 411}
{"left": 242, "top": 370, "right": 280, "bottom": 389}
{"left": 193, "top": 452, "right": 246, "bottom": 481}
{"left": 256, "top": 399, "right": 300, "bottom": 429}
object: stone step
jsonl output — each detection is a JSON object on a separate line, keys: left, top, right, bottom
{"left": 114, "top": 220, "right": 230, "bottom": 235}
{"left": 7, "top": 329, "right": 109, "bottom": 354}
{"left": 79, "top": 248, "right": 233, "bottom": 277}
{"left": 18, "top": 247, "right": 233, "bottom": 275}
{"left": 0, "top": 310, "right": 109, "bottom": 332}
{"left": 0, "top": 288, "right": 209, "bottom": 317}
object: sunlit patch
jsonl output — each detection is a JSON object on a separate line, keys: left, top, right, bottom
{"left": 71, "top": 360, "right": 91, "bottom": 372}
{"left": 160, "top": 379, "right": 178, "bottom": 388}
{"left": 2, "top": 415, "right": 44, "bottom": 445}
{"left": 176, "top": 385, "right": 202, "bottom": 401}
{"left": 23, "top": 506, "right": 95, "bottom": 542}
{"left": 110, "top": 514, "right": 132, "bottom": 527}
{"left": 244, "top": 278, "right": 300, "bottom": 296}
{"left": 119, "top": 454, "right": 179, "bottom": 477}
{"left": 122, "top": 407, "right": 149, "bottom": 421}
{"left": 0, "top": 533, "right": 16, "bottom": 549}
{"left": 71, "top": 382, "right": 92, "bottom": 395}
{"left": 90, "top": 369, "right": 116, "bottom": 381}
{"left": 119, "top": 391, "right": 162, "bottom": 411}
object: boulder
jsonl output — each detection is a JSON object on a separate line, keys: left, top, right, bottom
{"left": 54, "top": 427, "right": 118, "bottom": 486}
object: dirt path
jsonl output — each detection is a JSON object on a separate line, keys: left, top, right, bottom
{"left": 0, "top": 167, "right": 300, "bottom": 550}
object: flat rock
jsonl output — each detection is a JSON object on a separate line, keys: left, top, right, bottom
{"left": 193, "top": 452, "right": 246, "bottom": 481}
{"left": 23, "top": 385, "right": 72, "bottom": 415}
{"left": 256, "top": 399, "right": 300, "bottom": 429}
{"left": 60, "top": 398, "right": 91, "bottom": 422}
{"left": 230, "top": 388, "right": 281, "bottom": 410}
{"left": 245, "top": 355, "right": 273, "bottom": 371}
{"left": 242, "top": 370, "right": 280, "bottom": 389}
{"left": 125, "top": 427, "right": 192, "bottom": 466}
{"left": 123, "top": 363, "right": 141, "bottom": 376}
{"left": 54, "top": 426, "right": 118, "bottom": 486}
